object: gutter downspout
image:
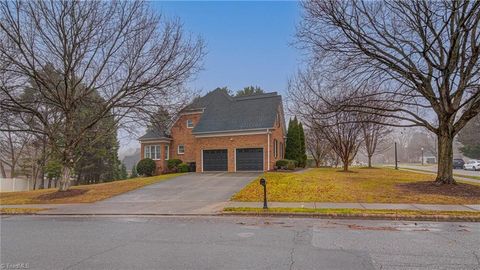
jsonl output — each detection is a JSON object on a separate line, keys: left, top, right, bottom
{"left": 267, "top": 129, "right": 270, "bottom": 171}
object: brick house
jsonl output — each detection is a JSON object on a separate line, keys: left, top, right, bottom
{"left": 138, "top": 89, "right": 286, "bottom": 173}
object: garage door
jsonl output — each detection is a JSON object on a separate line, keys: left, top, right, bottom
{"left": 203, "top": 149, "right": 228, "bottom": 171}
{"left": 236, "top": 148, "right": 263, "bottom": 171}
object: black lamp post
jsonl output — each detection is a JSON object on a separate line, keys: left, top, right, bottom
{"left": 260, "top": 178, "right": 268, "bottom": 209}
{"left": 421, "top": 147, "right": 424, "bottom": 166}
{"left": 394, "top": 142, "right": 398, "bottom": 170}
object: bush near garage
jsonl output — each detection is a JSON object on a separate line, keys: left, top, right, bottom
{"left": 275, "top": 159, "right": 297, "bottom": 170}
{"left": 167, "top": 159, "right": 183, "bottom": 172}
{"left": 137, "top": 158, "right": 156, "bottom": 176}
{"left": 178, "top": 163, "right": 190, "bottom": 173}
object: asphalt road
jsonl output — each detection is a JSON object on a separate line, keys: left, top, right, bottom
{"left": 1, "top": 215, "right": 479, "bottom": 270}
{"left": 398, "top": 164, "right": 480, "bottom": 177}
{"left": 43, "top": 172, "right": 258, "bottom": 215}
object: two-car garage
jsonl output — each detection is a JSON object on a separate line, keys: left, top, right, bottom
{"left": 202, "top": 148, "right": 263, "bottom": 172}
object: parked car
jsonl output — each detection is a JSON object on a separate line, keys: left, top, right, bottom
{"left": 453, "top": 158, "right": 465, "bottom": 169}
{"left": 464, "top": 160, "right": 480, "bottom": 171}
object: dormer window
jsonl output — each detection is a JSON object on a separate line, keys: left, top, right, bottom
{"left": 186, "top": 119, "right": 194, "bottom": 128}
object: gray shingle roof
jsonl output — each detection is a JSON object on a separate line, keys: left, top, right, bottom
{"left": 139, "top": 89, "right": 284, "bottom": 140}
{"left": 192, "top": 90, "right": 282, "bottom": 134}
{"left": 138, "top": 128, "right": 171, "bottom": 141}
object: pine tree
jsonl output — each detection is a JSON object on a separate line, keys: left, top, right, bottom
{"left": 285, "top": 117, "right": 301, "bottom": 165}
{"left": 119, "top": 163, "right": 128, "bottom": 180}
{"left": 130, "top": 164, "right": 138, "bottom": 178}
{"left": 285, "top": 118, "right": 295, "bottom": 160}
{"left": 298, "top": 122, "right": 307, "bottom": 167}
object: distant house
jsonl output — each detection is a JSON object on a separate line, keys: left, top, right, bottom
{"left": 138, "top": 89, "right": 286, "bottom": 174}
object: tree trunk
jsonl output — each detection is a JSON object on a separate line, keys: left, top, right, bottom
{"left": 342, "top": 158, "right": 349, "bottom": 171}
{"left": 0, "top": 162, "right": 6, "bottom": 178}
{"left": 367, "top": 155, "right": 372, "bottom": 168}
{"left": 58, "top": 165, "right": 73, "bottom": 191}
{"left": 435, "top": 132, "right": 455, "bottom": 185}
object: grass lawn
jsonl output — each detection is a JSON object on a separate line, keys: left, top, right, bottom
{"left": 231, "top": 168, "right": 480, "bottom": 205}
{"left": 0, "top": 173, "right": 183, "bottom": 205}
{"left": 223, "top": 207, "right": 480, "bottom": 220}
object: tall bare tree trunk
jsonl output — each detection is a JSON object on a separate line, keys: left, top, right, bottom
{"left": 436, "top": 131, "right": 455, "bottom": 185}
{"left": 367, "top": 155, "right": 372, "bottom": 168}
{"left": 0, "top": 162, "right": 6, "bottom": 178}
{"left": 59, "top": 165, "right": 73, "bottom": 191}
{"left": 58, "top": 147, "right": 75, "bottom": 191}
{"left": 342, "top": 157, "right": 349, "bottom": 171}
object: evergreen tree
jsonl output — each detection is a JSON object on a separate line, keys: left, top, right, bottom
{"left": 298, "top": 122, "right": 307, "bottom": 167}
{"left": 285, "top": 117, "right": 308, "bottom": 167}
{"left": 73, "top": 92, "right": 121, "bottom": 184}
{"left": 130, "top": 164, "right": 138, "bottom": 178}
{"left": 458, "top": 114, "right": 480, "bottom": 159}
{"left": 285, "top": 118, "right": 295, "bottom": 160}
{"left": 285, "top": 117, "right": 300, "bottom": 163}
{"left": 119, "top": 163, "right": 128, "bottom": 180}
{"left": 236, "top": 86, "right": 265, "bottom": 97}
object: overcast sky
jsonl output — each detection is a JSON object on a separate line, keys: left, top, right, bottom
{"left": 119, "top": 1, "right": 302, "bottom": 158}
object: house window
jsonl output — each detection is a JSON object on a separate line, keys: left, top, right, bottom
{"left": 274, "top": 139, "right": 278, "bottom": 158}
{"left": 144, "top": 145, "right": 161, "bottom": 160}
{"left": 186, "top": 119, "right": 194, "bottom": 128}
{"left": 280, "top": 142, "right": 284, "bottom": 159}
{"left": 178, "top": 144, "right": 185, "bottom": 154}
{"left": 165, "top": 145, "right": 169, "bottom": 160}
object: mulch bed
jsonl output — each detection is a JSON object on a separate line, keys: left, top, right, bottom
{"left": 397, "top": 181, "right": 480, "bottom": 198}
{"left": 37, "top": 189, "right": 88, "bottom": 200}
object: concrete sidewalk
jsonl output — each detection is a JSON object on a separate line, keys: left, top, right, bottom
{"left": 226, "top": 202, "right": 480, "bottom": 212}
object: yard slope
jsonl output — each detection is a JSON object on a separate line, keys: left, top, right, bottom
{"left": 232, "top": 168, "right": 480, "bottom": 205}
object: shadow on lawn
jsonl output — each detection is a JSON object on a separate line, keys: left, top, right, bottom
{"left": 397, "top": 181, "right": 480, "bottom": 198}
{"left": 37, "top": 189, "right": 88, "bottom": 200}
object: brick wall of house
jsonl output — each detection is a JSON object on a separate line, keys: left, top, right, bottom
{"left": 140, "top": 142, "right": 170, "bottom": 174}
{"left": 170, "top": 113, "right": 202, "bottom": 163}
{"left": 269, "top": 110, "right": 286, "bottom": 168}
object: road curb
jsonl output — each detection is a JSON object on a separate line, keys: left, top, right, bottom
{"left": 221, "top": 211, "right": 480, "bottom": 222}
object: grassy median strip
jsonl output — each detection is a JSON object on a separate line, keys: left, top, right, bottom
{"left": 232, "top": 168, "right": 480, "bottom": 204}
{"left": 223, "top": 207, "right": 480, "bottom": 220}
{"left": 0, "top": 173, "right": 183, "bottom": 205}
{"left": 0, "top": 208, "right": 49, "bottom": 214}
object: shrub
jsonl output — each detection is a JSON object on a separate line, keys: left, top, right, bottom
{"left": 286, "top": 161, "right": 296, "bottom": 170}
{"left": 167, "top": 159, "right": 183, "bottom": 171}
{"left": 178, "top": 163, "right": 190, "bottom": 173}
{"left": 275, "top": 159, "right": 289, "bottom": 168}
{"left": 137, "top": 158, "right": 156, "bottom": 176}
{"left": 275, "top": 159, "right": 297, "bottom": 170}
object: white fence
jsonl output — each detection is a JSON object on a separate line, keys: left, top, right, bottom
{"left": 0, "top": 177, "right": 33, "bottom": 192}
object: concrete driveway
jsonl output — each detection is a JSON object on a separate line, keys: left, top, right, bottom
{"left": 43, "top": 172, "right": 258, "bottom": 215}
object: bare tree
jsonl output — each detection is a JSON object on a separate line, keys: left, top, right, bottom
{"left": 289, "top": 74, "right": 363, "bottom": 171}
{"left": 306, "top": 129, "right": 332, "bottom": 167}
{"left": 297, "top": 0, "right": 480, "bottom": 184}
{"left": 317, "top": 113, "right": 363, "bottom": 171}
{"left": 0, "top": 1, "right": 204, "bottom": 191}
{"left": 360, "top": 114, "right": 391, "bottom": 168}
{"left": 0, "top": 121, "right": 31, "bottom": 178}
